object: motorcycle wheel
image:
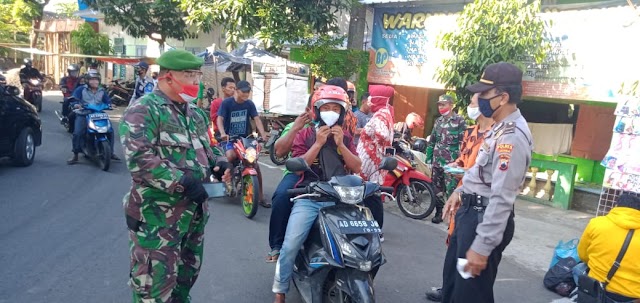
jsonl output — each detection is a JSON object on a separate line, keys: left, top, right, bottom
{"left": 323, "top": 275, "right": 368, "bottom": 303}
{"left": 98, "top": 140, "right": 112, "bottom": 171}
{"left": 396, "top": 179, "right": 436, "bottom": 219}
{"left": 34, "top": 94, "right": 42, "bottom": 112}
{"left": 241, "top": 175, "right": 260, "bottom": 219}
{"left": 269, "top": 143, "right": 288, "bottom": 166}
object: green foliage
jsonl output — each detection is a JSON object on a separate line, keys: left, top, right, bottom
{"left": 84, "top": 0, "right": 196, "bottom": 45}
{"left": 71, "top": 23, "right": 112, "bottom": 56}
{"left": 0, "top": 0, "right": 36, "bottom": 42}
{"left": 56, "top": 2, "right": 79, "bottom": 18}
{"left": 299, "top": 35, "right": 366, "bottom": 80}
{"left": 436, "top": 0, "right": 550, "bottom": 108}
{"left": 179, "top": 0, "right": 354, "bottom": 52}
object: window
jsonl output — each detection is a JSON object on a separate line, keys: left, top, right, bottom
{"left": 136, "top": 46, "right": 147, "bottom": 57}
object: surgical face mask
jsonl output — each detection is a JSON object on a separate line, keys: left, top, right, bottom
{"left": 478, "top": 94, "right": 503, "bottom": 118}
{"left": 320, "top": 111, "right": 340, "bottom": 127}
{"left": 467, "top": 106, "right": 481, "bottom": 120}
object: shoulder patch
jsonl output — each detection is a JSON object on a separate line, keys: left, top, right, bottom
{"left": 497, "top": 143, "right": 513, "bottom": 154}
{"left": 498, "top": 154, "right": 510, "bottom": 171}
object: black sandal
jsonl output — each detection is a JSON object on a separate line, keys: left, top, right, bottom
{"left": 260, "top": 200, "right": 272, "bottom": 208}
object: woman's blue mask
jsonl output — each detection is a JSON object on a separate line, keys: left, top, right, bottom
{"left": 478, "top": 94, "right": 503, "bottom": 118}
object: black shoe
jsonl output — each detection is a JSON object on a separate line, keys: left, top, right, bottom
{"left": 431, "top": 213, "right": 443, "bottom": 224}
{"left": 111, "top": 154, "right": 121, "bottom": 161}
{"left": 425, "top": 287, "right": 442, "bottom": 302}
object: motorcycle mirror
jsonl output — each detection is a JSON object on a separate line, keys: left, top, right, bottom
{"left": 4, "top": 86, "right": 20, "bottom": 96}
{"left": 378, "top": 157, "right": 398, "bottom": 171}
{"left": 285, "top": 157, "right": 310, "bottom": 173}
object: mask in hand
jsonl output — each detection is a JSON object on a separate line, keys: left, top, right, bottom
{"left": 320, "top": 111, "right": 340, "bottom": 127}
{"left": 467, "top": 106, "right": 481, "bottom": 120}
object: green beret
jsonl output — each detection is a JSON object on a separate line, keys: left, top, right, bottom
{"left": 156, "top": 49, "right": 204, "bottom": 71}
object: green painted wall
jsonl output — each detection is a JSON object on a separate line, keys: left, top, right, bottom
{"left": 532, "top": 153, "right": 604, "bottom": 185}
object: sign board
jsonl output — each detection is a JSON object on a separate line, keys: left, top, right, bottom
{"left": 369, "top": 5, "right": 640, "bottom": 103}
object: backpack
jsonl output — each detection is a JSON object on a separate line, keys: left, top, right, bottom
{"left": 543, "top": 257, "right": 578, "bottom": 297}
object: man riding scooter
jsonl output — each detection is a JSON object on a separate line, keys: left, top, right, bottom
{"left": 59, "top": 64, "right": 82, "bottom": 124}
{"left": 67, "top": 72, "right": 120, "bottom": 164}
{"left": 19, "top": 58, "right": 43, "bottom": 85}
{"left": 272, "top": 85, "right": 362, "bottom": 303}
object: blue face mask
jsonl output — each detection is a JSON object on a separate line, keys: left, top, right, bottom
{"left": 478, "top": 94, "right": 503, "bottom": 118}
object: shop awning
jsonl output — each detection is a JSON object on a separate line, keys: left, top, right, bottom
{"left": 60, "top": 53, "right": 156, "bottom": 65}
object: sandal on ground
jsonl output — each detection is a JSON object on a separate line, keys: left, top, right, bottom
{"left": 266, "top": 249, "right": 280, "bottom": 263}
{"left": 260, "top": 200, "right": 272, "bottom": 208}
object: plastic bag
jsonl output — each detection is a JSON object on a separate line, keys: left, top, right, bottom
{"left": 550, "top": 238, "right": 580, "bottom": 268}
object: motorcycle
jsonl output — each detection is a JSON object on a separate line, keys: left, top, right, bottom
{"left": 382, "top": 139, "right": 437, "bottom": 220}
{"left": 285, "top": 157, "right": 397, "bottom": 303}
{"left": 107, "top": 80, "right": 134, "bottom": 106}
{"left": 265, "top": 119, "right": 289, "bottom": 166}
{"left": 23, "top": 77, "right": 43, "bottom": 112}
{"left": 54, "top": 96, "right": 76, "bottom": 133}
{"left": 219, "top": 134, "right": 263, "bottom": 219}
{"left": 72, "top": 102, "right": 114, "bottom": 171}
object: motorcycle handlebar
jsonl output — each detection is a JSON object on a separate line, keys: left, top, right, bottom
{"left": 380, "top": 186, "right": 394, "bottom": 193}
{"left": 287, "top": 187, "right": 309, "bottom": 195}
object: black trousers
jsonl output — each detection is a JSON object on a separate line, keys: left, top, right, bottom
{"left": 441, "top": 196, "right": 515, "bottom": 303}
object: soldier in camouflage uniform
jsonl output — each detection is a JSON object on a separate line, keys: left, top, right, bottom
{"left": 119, "top": 49, "right": 231, "bottom": 303}
{"left": 426, "top": 95, "right": 466, "bottom": 224}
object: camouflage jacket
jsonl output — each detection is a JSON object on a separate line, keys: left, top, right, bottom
{"left": 426, "top": 113, "right": 466, "bottom": 168}
{"left": 119, "top": 90, "right": 219, "bottom": 230}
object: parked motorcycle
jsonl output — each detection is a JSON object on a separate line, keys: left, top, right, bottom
{"left": 382, "top": 139, "right": 437, "bottom": 219}
{"left": 265, "top": 119, "right": 289, "bottom": 166}
{"left": 107, "top": 79, "right": 134, "bottom": 106}
{"left": 42, "top": 73, "right": 55, "bottom": 91}
{"left": 219, "top": 134, "right": 263, "bottom": 219}
{"left": 285, "top": 157, "right": 397, "bottom": 303}
{"left": 23, "top": 77, "right": 43, "bottom": 112}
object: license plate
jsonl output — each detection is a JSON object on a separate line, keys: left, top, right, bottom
{"left": 88, "top": 113, "right": 109, "bottom": 120}
{"left": 336, "top": 220, "right": 381, "bottom": 234}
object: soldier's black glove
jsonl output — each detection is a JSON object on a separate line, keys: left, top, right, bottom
{"left": 212, "top": 161, "right": 233, "bottom": 181}
{"left": 179, "top": 175, "right": 209, "bottom": 204}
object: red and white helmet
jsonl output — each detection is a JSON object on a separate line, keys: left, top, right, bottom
{"left": 311, "top": 85, "right": 348, "bottom": 124}
{"left": 405, "top": 112, "right": 424, "bottom": 129}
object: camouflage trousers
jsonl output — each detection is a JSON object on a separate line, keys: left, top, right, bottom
{"left": 128, "top": 211, "right": 207, "bottom": 303}
{"left": 432, "top": 166, "right": 458, "bottom": 212}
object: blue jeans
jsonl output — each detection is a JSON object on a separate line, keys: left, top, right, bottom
{"left": 268, "top": 173, "right": 301, "bottom": 250}
{"left": 72, "top": 114, "right": 115, "bottom": 154}
{"left": 272, "top": 199, "right": 335, "bottom": 294}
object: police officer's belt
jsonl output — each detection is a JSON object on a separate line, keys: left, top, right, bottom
{"left": 461, "top": 193, "right": 490, "bottom": 208}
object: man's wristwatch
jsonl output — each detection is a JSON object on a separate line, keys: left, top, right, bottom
{"left": 175, "top": 184, "right": 185, "bottom": 193}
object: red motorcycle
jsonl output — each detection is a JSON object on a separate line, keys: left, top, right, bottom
{"left": 217, "top": 134, "right": 263, "bottom": 219}
{"left": 382, "top": 139, "right": 437, "bottom": 219}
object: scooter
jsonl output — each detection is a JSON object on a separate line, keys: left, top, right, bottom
{"left": 285, "top": 157, "right": 397, "bottom": 303}
{"left": 23, "top": 77, "right": 43, "bottom": 112}
{"left": 220, "top": 134, "right": 263, "bottom": 219}
{"left": 69, "top": 102, "right": 114, "bottom": 171}
{"left": 382, "top": 139, "right": 437, "bottom": 220}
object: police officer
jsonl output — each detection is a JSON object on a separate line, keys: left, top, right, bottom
{"left": 119, "top": 49, "right": 231, "bottom": 303}
{"left": 440, "top": 62, "right": 533, "bottom": 303}
{"left": 130, "top": 61, "right": 155, "bottom": 103}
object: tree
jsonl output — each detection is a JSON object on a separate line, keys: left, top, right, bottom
{"left": 436, "top": 0, "right": 550, "bottom": 108}
{"left": 0, "top": 0, "right": 31, "bottom": 43}
{"left": 84, "top": 0, "right": 196, "bottom": 49}
{"left": 178, "top": 0, "right": 353, "bottom": 52}
{"left": 71, "top": 23, "right": 112, "bottom": 56}
{"left": 56, "top": 2, "right": 80, "bottom": 18}
{"left": 22, "top": 0, "right": 50, "bottom": 48}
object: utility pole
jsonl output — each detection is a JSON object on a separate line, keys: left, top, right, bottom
{"left": 347, "top": 2, "right": 366, "bottom": 50}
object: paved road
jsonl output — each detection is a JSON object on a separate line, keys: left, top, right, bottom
{"left": 0, "top": 93, "right": 561, "bottom": 302}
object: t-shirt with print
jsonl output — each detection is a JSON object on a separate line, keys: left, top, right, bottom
{"left": 217, "top": 97, "right": 259, "bottom": 137}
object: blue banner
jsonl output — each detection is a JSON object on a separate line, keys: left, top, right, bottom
{"left": 77, "top": 0, "right": 98, "bottom": 22}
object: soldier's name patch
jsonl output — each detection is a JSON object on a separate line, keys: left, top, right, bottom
{"left": 498, "top": 154, "right": 510, "bottom": 171}
{"left": 497, "top": 144, "right": 513, "bottom": 154}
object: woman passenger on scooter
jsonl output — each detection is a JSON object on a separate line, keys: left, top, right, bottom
{"left": 272, "top": 85, "right": 361, "bottom": 303}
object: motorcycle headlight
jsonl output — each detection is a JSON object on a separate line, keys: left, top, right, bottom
{"left": 333, "top": 186, "right": 364, "bottom": 204}
{"left": 245, "top": 147, "right": 257, "bottom": 163}
{"left": 30, "top": 79, "right": 39, "bottom": 85}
